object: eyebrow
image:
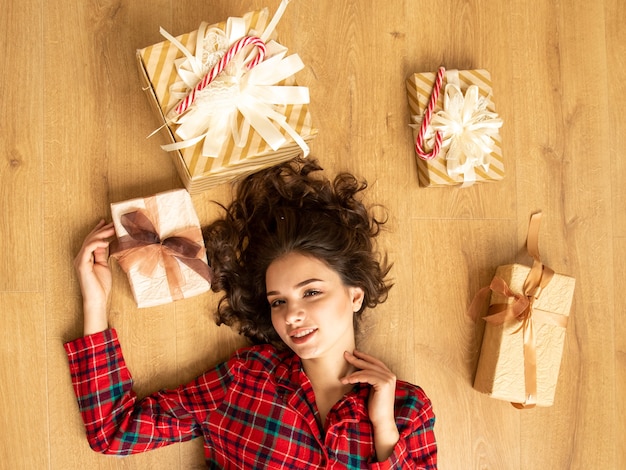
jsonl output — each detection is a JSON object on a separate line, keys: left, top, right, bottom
{"left": 266, "top": 278, "right": 323, "bottom": 297}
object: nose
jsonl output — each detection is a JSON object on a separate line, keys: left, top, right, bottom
{"left": 285, "top": 301, "right": 304, "bottom": 325}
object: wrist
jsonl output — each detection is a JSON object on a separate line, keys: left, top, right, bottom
{"left": 373, "top": 421, "right": 399, "bottom": 462}
{"left": 82, "top": 300, "right": 109, "bottom": 336}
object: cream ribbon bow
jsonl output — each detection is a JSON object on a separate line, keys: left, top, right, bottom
{"left": 422, "top": 71, "right": 503, "bottom": 185}
{"left": 158, "top": 0, "right": 309, "bottom": 158}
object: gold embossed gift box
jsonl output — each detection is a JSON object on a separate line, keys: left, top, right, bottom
{"left": 472, "top": 213, "right": 575, "bottom": 407}
{"left": 110, "top": 189, "right": 212, "bottom": 308}
{"left": 406, "top": 68, "right": 504, "bottom": 187}
{"left": 137, "top": 2, "right": 317, "bottom": 194}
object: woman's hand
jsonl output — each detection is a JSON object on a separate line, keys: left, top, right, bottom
{"left": 342, "top": 350, "right": 400, "bottom": 462}
{"left": 73, "top": 220, "right": 116, "bottom": 335}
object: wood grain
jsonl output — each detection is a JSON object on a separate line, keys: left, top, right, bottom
{"left": 0, "top": 294, "right": 49, "bottom": 469}
{"left": 0, "top": 0, "right": 622, "bottom": 468}
{"left": 0, "top": 0, "right": 43, "bottom": 292}
{"left": 615, "top": 238, "right": 626, "bottom": 469}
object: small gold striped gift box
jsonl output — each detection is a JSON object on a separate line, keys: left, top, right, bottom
{"left": 137, "top": 8, "right": 317, "bottom": 194}
{"left": 406, "top": 69, "right": 504, "bottom": 187}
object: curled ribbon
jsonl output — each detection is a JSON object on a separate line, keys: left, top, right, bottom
{"left": 468, "top": 212, "right": 568, "bottom": 408}
{"left": 110, "top": 209, "right": 212, "bottom": 302}
{"left": 158, "top": 0, "right": 310, "bottom": 159}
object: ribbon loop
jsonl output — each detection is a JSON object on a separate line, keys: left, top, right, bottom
{"left": 119, "top": 211, "right": 161, "bottom": 245}
{"left": 162, "top": 236, "right": 203, "bottom": 259}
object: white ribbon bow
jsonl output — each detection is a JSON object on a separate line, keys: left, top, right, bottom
{"left": 426, "top": 83, "right": 503, "bottom": 184}
{"left": 159, "top": 0, "right": 309, "bottom": 158}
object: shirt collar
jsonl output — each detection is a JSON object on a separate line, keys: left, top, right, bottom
{"left": 273, "top": 349, "right": 303, "bottom": 391}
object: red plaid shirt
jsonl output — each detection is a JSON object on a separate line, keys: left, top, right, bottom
{"left": 65, "top": 329, "right": 437, "bottom": 469}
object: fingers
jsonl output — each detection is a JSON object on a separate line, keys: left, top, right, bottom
{"left": 349, "top": 350, "right": 390, "bottom": 370}
{"left": 92, "top": 244, "right": 110, "bottom": 265}
{"left": 343, "top": 350, "right": 392, "bottom": 374}
{"left": 74, "top": 220, "right": 115, "bottom": 271}
{"left": 92, "top": 223, "right": 115, "bottom": 263}
{"left": 341, "top": 350, "right": 396, "bottom": 387}
{"left": 88, "top": 218, "right": 108, "bottom": 234}
{"left": 89, "top": 220, "right": 115, "bottom": 239}
{"left": 83, "top": 220, "right": 115, "bottom": 249}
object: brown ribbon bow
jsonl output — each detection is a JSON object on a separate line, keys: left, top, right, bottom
{"left": 468, "top": 212, "right": 568, "bottom": 408}
{"left": 110, "top": 209, "right": 212, "bottom": 302}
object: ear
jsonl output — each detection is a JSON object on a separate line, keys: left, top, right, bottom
{"left": 350, "top": 287, "right": 365, "bottom": 312}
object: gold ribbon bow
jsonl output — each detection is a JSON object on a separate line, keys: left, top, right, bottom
{"left": 110, "top": 209, "right": 212, "bottom": 302}
{"left": 468, "top": 212, "right": 568, "bottom": 408}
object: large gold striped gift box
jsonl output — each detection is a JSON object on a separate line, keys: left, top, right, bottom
{"left": 406, "top": 69, "right": 504, "bottom": 187}
{"left": 137, "top": 8, "right": 317, "bottom": 194}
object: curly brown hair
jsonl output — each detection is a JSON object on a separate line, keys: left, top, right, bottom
{"left": 203, "top": 158, "right": 392, "bottom": 347}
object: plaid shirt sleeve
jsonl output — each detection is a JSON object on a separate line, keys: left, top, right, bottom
{"left": 64, "top": 329, "right": 212, "bottom": 455}
{"left": 370, "top": 383, "right": 437, "bottom": 470}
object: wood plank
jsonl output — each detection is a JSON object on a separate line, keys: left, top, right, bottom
{"left": 397, "top": 0, "right": 516, "bottom": 220}
{"left": 42, "top": 0, "right": 183, "bottom": 468}
{"left": 410, "top": 218, "right": 519, "bottom": 469}
{"left": 0, "top": 294, "right": 48, "bottom": 469}
{"left": 510, "top": 0, "right": 616, "bottom": 468}
{"left": 0, "top": 0, "right": 43, "bottom": 292}
{"left": 606, "top": 0, "right": 626, "bottom": 237}
{"left": 615, "top": 238, "right": 626, "bottom": 469}
{"left": 607, "top": 15, "right": 626, "bottom": 462}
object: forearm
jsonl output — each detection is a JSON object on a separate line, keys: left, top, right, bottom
{"left": 83, "top": 300, "right": 109, "bottom": 336}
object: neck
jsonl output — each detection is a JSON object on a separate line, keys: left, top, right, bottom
{"left": 301, "top": 349, "right": 356, "bottom": 392}
{"left": 301, "top": 351, "right": 357, "bottom": 427}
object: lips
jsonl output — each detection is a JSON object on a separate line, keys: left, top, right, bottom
{"left": 289, "top": 328, "right": 318, "bottom": 344}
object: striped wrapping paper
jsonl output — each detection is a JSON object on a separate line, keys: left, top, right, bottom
{"left": 406, "top": 69, "right": 505, "bottom": 187}
{"left": 137, "top": 9, "right": 317, "bottom": 194}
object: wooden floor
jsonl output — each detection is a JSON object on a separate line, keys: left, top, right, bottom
{"left": 1, "top": 0, "right": 624, "bottom": 468}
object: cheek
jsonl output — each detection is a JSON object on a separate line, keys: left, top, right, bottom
{"left": 270, "top": 312, "right": 284, "bottom": 335}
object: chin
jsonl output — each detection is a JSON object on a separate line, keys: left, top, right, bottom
{"left": 289, "top": 346, "right": 317, "bottom": 360}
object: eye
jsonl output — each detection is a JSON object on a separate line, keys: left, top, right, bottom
{"left": 304, "top": 289, "right": 322, "bottom": 298}
{"left": 269, "top": 299, "right": 285, "bottom": 308}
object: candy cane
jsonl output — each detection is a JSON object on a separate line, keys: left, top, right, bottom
{"left": 415, "top": 66, "right": 445, "bottom": 160}
{"left": 174, "top": 35, "right": 267, "bottom": 115}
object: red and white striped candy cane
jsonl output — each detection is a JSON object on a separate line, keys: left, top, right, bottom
{"left": 415, "top": 66, "right": 445, "bottom": 160}
{"left": 174, "top": 35, "right": 267, "bottom": 115}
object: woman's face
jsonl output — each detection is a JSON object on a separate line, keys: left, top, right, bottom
{"left": 266, "top": 252, "right": 364, "bottom": 360}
